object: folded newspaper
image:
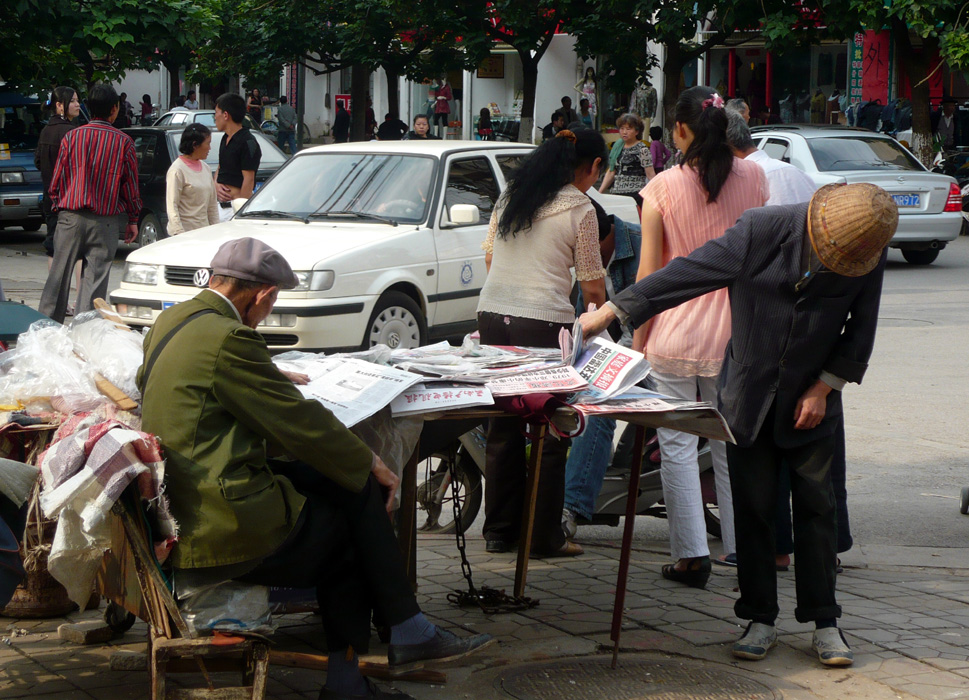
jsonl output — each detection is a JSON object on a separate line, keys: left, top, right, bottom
{"left": 274, "top": 355, "right": 422, "bottom": 427}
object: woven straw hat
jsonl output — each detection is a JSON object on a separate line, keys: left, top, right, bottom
{"left": 807, "top": 183, "right": 898, "bottom": 277}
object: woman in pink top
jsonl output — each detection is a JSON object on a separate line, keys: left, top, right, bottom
{"left": 636, "top": 86, "right": 768, "bottom": 588}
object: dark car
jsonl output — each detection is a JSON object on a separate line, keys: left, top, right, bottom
{"left": 122, "top": 125, "right": 288, "bottom": 246}
{"left": 0, "top": 92, "right": 45, "bottom": 231}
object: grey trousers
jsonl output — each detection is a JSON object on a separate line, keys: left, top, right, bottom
{"left": 39, "top": 210, "right": 119, "bottom": 323}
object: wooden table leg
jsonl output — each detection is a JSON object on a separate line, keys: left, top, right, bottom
{"left": 611, "top": 424, "right": 646, "bottom": 669}
{"left": 514, "top": 423, "right": 546, "bottom": 599}
{"left": 399, "top": 438, "right": 420, "bottom": 591}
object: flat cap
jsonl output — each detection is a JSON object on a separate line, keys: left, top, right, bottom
{"left": 210, "top": 237, "right": 298, "bottom": 289}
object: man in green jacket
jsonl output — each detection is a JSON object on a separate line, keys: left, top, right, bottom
{"left": 138, "top": 238, "right": 492, "bottom": 700}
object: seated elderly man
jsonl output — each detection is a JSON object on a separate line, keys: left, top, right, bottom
{"left": 137, "top": 238, "right": 492, "bottom": 700}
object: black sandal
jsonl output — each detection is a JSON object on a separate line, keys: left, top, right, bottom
{"left": 661, "top": 556, "right": 712, "bottom": 589}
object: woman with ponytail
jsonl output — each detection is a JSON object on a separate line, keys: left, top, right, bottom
{"left": 476, "top": 129, "right": 607, "bottom": 558}
{"left": 636, "top": 86, "right": 768, "bottom": 587}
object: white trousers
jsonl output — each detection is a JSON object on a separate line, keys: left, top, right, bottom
{"left": 651, "top": 369, "right": 736, "bottom": 560}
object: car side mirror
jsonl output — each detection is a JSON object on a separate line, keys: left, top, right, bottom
{"left": 230, "top": 198, "right": 248, "bottom": 213}
{"left": 449, "top": 204, "right": 480, "bottom": 225}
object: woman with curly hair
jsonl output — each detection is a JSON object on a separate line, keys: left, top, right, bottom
{"left": 477, "top": 129, "right": 607, "bottom": 557}
{"left": 166, "top": 123, "right": 219, "bottom": 235}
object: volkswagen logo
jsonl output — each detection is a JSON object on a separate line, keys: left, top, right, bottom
{"left": 897, "top": 176, "right": 906, "bottom": 184}
{"left": 193, "top": 268, "right": 211, "bottom": 288}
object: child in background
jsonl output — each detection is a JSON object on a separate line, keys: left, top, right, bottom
{"left": 478, "top": 108, "right": 494, "bottom": 140}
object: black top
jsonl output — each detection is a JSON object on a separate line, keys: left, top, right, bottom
{"left": 587, "top": 196, "right": 613, "bottom": 241}
{"left": 34, "top": 115, "right": 76, "bottom": 191}
{"left": 542, "top": 123, "right": 557, "bottom": 140}
{"left": 376, "top": 118, "right": 408, "bottom": 141}
{"left": 404, "top": 130, "right": 440, "bottom": 141}
{"left": 217, "top": 128, "right": 261, "bottom": 188}
{"left": 333, "top": 109, "right": 350, "bottom": 141}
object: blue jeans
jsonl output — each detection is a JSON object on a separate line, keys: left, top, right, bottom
{"left": 563, "top": 415, "right": 617, "bottom": 520}
{"left": 277, "top": 129, "right": 297, "bottom": 155}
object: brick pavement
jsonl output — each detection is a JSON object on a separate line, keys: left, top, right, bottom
{"left": 2, "top": 534, "right": 969, "bottom": 699}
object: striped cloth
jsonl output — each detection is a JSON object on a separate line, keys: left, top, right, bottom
{"left": 49, "top": 119, "right": 141, "bottom": 224}
{"left": 639, "top": 158, "right": 768, "bottom": 377}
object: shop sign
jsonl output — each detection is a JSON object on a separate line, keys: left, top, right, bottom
{"left": 849, "top": 32, "right": 864, "bottom": 101}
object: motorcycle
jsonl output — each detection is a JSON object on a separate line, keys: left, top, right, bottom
{"left": 416, "top": 422, "right": 721, "bottom": 538}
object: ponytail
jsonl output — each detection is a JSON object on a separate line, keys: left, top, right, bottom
{"left": 674, "top": 86, "right": 733, "bottom": 203}
{"left": 49, "top": 87, "right": 76, "bottom": 118}
{"left": 498, "top": 128, "right": 606, "bottom": 238}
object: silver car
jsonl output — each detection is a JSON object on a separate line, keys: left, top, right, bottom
{"left": 750, "top": 125, "right": 962, "bottom": 265}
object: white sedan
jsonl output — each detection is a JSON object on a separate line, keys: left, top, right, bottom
{"left": 751, "top": 125, "right": 962, "bottom": 265}
{"left": 109, "top": 140, "right": 638, "bottom": 351}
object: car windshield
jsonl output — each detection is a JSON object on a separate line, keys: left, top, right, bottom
{"left": 241, "top": 153, "right": 436, "bottom": 224}
{"left": 807, "top": 137, "right": 924, "bottom": 172}
{"left": 198, "top": 131, "right": 288, "bottom": 169}
{"left": 0, "top": 102, "right": 44, "bottom": 151}
{"left": 194, "top": 112, "right": 216, "bottom": 127}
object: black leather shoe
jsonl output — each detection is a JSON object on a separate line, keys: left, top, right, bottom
{"left": 388, "top": 628, "right": 496, "bottom": 674}
{"left": 661, "top": 556, "right": 712, "bottom": 589}
{"left": 485, "top": 539, "right": 512, "bottom": 553}
{"left": 319, "top": 677, "right": 415, "bottom": 699}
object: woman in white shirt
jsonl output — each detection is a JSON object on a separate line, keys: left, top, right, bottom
{"left": 166, "top": 123, "right": 219, "bottom": 234}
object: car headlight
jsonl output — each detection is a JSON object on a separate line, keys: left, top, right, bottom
{"left": 122, "top": 262, "right": 159, "bottom": 285}
{"left": 1, "top": 172, "right": 25, "bottom": 184}
{"left": 292, "top": 270, "right": 335, "bottom": 292}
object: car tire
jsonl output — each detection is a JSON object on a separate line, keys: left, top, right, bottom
{"left": 901, "top": 248, "right": 939, "bottom": 265}
{"left": 137, "top": 213, "right": 166, "bottom": 247}
{"left": 22, "top": 221, "right": 41, "bottom": 232}
{"left": 365, "top": 291, "right": 427, "bottom": 350}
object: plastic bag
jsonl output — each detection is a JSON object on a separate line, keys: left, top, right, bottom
{"left": 0, "top": 321, "right": 100, "bottom": 408}
{"left": 68, "top": 312, "right": 144, "bottom": 400}
{"left": 178, "top": 580, "right": 276, "bottom": 636}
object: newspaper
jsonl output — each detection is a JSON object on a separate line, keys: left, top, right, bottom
{"left": 390, "top": 382, "right": 494, "bottom": 416}
{"left": 390, "top": 339, "right": 564, "bottom": 383}
{"left": 275, "top": 356, "right": 422, "bottom": 427}
{"left": 485, "top": 365, "right": 588, "bottom": 396}
{"left": 568, "top": 336, "right": 651, "bottom": 404}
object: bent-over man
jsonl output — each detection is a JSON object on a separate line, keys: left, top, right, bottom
{"left": 137, "top": 238, "right": 492, "bottom": 700}
{"left": 579, "top": 184, "right": 898, "bottom": 668}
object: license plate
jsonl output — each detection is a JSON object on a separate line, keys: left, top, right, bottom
{"left": 892, "top": 193, "right": 920, "bottom": 208}
{"left": 162, "top": 301, "right": 178, "bottom": 309}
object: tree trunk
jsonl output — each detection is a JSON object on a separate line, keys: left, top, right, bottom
{"left": 384, "top": 66, "right": 400, "bottom": 119}
{"left": 517, "top": 54, "right": 539, "bottom": 143}
{"left": 350, "top": 64, "right": 370, "bottom": 142}
{"left": 662, "top": 45, "right": 686, "bottom": 145}
{"left": 162, "top": 59, "right": 182, "bottom": 110}
{"left": 893, "top": 18, "right": 936, "bottom": 166}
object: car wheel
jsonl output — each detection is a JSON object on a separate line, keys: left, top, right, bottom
{"left": 365, "top": 292, "right": 426, "bottom": 349}
{"left": 901, "top": 248, "right": 939, "bottom": 265}
{"left": 22, "top": 221, "right": 41, "bottom": 232}
{"left": 137, "top": 213, "right": 166, "bottom": 247}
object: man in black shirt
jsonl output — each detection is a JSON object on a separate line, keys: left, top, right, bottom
{"left": 214, "top": 93, "right": 261, "bottom": 221}
{"left": 376, "top": 112, "right": 408, "bottom": 140}
{"left": 542, "top": 111, "right": 566, "bottom": 141}
{"left": 333, "top": 102, "right": 350, "bottom": 143}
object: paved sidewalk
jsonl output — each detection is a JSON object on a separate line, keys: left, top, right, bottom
{"left": 3, "top": 532, "right": 969, "bottom": 699}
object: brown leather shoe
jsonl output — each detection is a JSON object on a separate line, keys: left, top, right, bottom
{"left": 535, "top": 541, "right": 583, "bottom": 558}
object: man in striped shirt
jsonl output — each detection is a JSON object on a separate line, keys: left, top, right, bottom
{"left": 39, "top": 83, "right": 141, "bottom": 323}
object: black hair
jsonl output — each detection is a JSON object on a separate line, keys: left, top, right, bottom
{"left": 479, "top": 108, "right": 491, "bottom": 127}
{"left": 497, "top": 129, "right": 607, "bottom": 238}
{"left": 413, "top": 114, "right": 428, "bottom": 125}
{"left": 87, "top": 83, "right": 119, "bottom": 120}
{"left": 384, "top": 112, "right": 392, "bottom": 120}
{"left": 561, "top": 96, "right": 571, "bottom": 104}
{"left": 216, "top": 93, "right": 246, "bottom": 123}
{"left": 179, "top": 123, "right": 211, "bottom": 155}
{"left": 649, "top": 125, "right": 663, "bottom": 141}
{"left": 188, "top": 90, "right": 196, "bottom": 98}
{"left": 279, "top": 95, "right": 287, "bottom": 104}
{"left": 49, "top": 87, "right": 76, "bottom": 117}
{"left": 142, "top": 94, "right": 151, "bottom": 105}
{"left": 616, "top": 112, "right": 644, "bottom": 139}
{"left": 552, "top": 110, "right": 566, "bottom": 123}
{"left": 175, "top": 95, "right": 186, "bottom": 107}
{"left": 675, "top": 85, "right": 732, "bottom": 203}
{"left": 579, "top": 98, "right": 589, "bottom": 108}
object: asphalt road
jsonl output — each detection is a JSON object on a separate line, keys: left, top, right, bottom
{"left": 0, "top": 226, "right": 967, "bottom": 552}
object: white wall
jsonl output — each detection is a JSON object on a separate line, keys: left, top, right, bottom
{"left": 534, "top": 35, "right": 586, "bottom": 140}
{"left": 113, "top": 69, "right": 169, "bottom": 114}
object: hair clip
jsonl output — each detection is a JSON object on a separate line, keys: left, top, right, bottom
{"left": 556, "top": 129, "right": 577, "bottom": 143}
{"left": 702, "top": 93, "right": 725, "bottom": 110}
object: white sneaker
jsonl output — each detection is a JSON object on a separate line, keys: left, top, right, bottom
{"left": 561, "top": 509, "right": 577, "bottom": 540}
{"left": 812, "top": 627, "right": 853, "bottom": 666}
{"left": 732, "top": 622, "right": 777, "bottom": 660}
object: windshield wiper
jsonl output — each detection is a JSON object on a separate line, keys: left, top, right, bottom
{"left": 307, "top": 210, "right": 398, "bottom": 227}
{"left": 236, "top": 209, "right": 308, "bottom": 223}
